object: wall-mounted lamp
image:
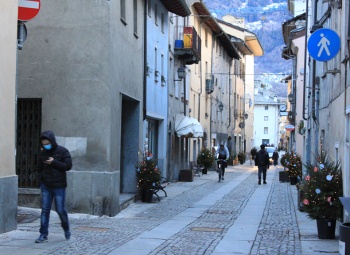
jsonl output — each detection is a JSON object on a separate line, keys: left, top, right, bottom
{"left": 174, "top": 67, "right": 186, "bottom": 81}
{"left": 205, "top": 113, "right": 209, "bottom": 119}
{"left": 288, "top": 93, "right": 294, "bottom": 104}
{"left": 217, "top": 102, "right": 224, "bottom": 112}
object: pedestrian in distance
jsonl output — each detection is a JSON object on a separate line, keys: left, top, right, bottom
{"left": 35, "top": 130, "right": 73, "bottom": 243}
{"left": 215, "top": 143, "right": 229, "bottom": 180}
{"left": 272, "top": 149, "right": 279, "bottom": 166}
{"left": 255, "top": 144, "right": 270, "bottom": 185}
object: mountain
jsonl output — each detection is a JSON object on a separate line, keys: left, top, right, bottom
{"left": 203, "top": 0, "right": 292, "bottom": 96}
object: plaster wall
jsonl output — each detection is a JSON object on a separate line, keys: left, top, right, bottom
{"left": 291, "top": 36, "right": 305, "bottom": 158}
{"left": 0, "top": 0, "right": 18, "bottom": 233}
{"left": 16, "top": 0, "right": 144, "bottom": 215}
{"left": 145, "top": 0, "right": 169, "bottom": 176}
{"left": 245, "top": 55, "right": 255, "bottom": 152}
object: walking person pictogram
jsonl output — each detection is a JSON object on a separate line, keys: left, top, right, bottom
{"left": 308, "top": 28, "right": 340, "bottom": 62}
{"left": 317, "top": 33, "right": 330, "bottom": 57}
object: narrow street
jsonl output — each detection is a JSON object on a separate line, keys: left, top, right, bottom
{"left": 0, "top": 164, "right": 338, "bottom": 255}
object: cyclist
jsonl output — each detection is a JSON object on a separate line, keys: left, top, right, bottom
{"left": 215, "top": 143, "right": 229, "bottom": 180}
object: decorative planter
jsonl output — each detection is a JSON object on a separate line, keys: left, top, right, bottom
{"left": 179, "top": 169, "right": 194, "bottom": 182}
{"left": 289, "top": 176, "right": 298, "bottom": 185}
{"left": 202, "top": 168, "right": 208, "bottom": 175}
{"left": 279, "top": 171, "right": 290, "bottom": 182}
{"left": 141, "top": 189, "right": 154, "bottom": 203}
{"left": 339, "top": 223, "right": 350, "bottom": 255}
{"left": 316, "top": 218, "right": 336, "bottom": 239}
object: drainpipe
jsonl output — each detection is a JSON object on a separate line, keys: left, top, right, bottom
{"left": 227, "top": 59, "right": 232, "bottom": 130}
{"left": 311, "top": 0, "right": 319, "bottom": 160}
{"left": 143, "top": 1, "right": 147, "bottom": 120}
{"left": 302, "top": 0, "right": 309, "bottom": 121}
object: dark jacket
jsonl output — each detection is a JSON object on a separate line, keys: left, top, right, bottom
{"left": 38, "top": 130, "right": 72, "bottom": 188}
{"left": 272, "top": 151, "right": 279, "bottom": 160}
{"left": 255, "top": 149, "right": 270, "bottom": 168}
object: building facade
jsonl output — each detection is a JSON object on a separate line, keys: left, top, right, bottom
{"left": 283, "top": 0, "right": 350, "bottom": 222}
{"left": 0, "top": 0, "right": 18, "bottom": 234}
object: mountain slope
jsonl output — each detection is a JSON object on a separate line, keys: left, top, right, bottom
{"left": 203, "top": 0, "right": 292, "bottom": 96}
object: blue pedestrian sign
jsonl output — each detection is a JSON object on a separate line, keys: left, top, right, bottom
{"left": 307, "top": 28, "right": 340, "bottom": 62}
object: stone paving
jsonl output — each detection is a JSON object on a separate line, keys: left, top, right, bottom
{"left": 1, "top": 164, "right": 334, "bottom": 255}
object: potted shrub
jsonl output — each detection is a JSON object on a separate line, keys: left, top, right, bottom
{"left": 196, "top": 148, "right": 214, "bottom": 174}
{"left": 284, "top": 151, "right": 302, "bottom": 185}
{"left": 300, "top": 152, "right": 343, "bottom": 239}
{"left": 250, "top": 147, "right": 257, "bottom": 160}
{"left": 135, "top": 156, "right": 161, "bottom": 202}
{"left": 250, "top": 147, "right": 257, "bottom": 165}
{"left": 237, "top": 151, "right": 246, "bottom": 164}
{"left": 279, "top": 153, "right": 290, "bottom": 182}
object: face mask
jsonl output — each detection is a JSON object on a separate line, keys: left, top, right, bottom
{"left": 43, "top": 144, "right": 52, "bottom": 150}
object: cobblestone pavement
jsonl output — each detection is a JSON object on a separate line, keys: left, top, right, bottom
{"left": 2, "top": 165, "right": 307, "bottom": 255}
{"left": 251, "top": 169, "right": 302, "bottom": 255}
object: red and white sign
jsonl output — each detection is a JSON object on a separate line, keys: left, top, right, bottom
{"left": 18, "top": 0, "right": 41, "bottom": 21}
{"left": 285, "top": 124, "right": 295, "bottom": 131}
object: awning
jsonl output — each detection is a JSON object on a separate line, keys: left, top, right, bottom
{"left": 175, "top": 114, "right": 203, "bottom": 138}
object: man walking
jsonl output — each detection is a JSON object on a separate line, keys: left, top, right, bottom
{"left": 36, "top": 130, "right": 72, "bottom": 243}
{"left": 255, "top": 144, "right": 270, "bottom": 185}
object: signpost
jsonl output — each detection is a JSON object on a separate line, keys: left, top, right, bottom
{"left": 18, "top": 0, "right": 41, "bottom": 21}
{"left": 307, "top": 28, "right": 340, "bottom": 62}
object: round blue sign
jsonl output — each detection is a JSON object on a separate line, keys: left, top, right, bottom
{"left": 307, "top": 28, "right": 340, "bottom": 62}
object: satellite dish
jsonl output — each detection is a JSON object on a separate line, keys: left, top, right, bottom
{"left": 244, "top": 113, "right": 248, "bottom": 119}
{"left": 239, "top": 122, "right": 245, "bottom": 129}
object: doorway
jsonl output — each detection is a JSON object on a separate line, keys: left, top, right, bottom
{"left": 120, "top": 95, "right": 140, "bottom": 193}
{"left": 16, "top": 98, "right": 42, "bottom": 188}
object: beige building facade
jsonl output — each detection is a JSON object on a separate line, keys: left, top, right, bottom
{"left": 0, "top": 1, "right": 18, "bottom": 233}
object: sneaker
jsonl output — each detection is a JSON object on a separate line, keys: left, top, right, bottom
{"left": 222, "top": 177, "right": 224, "bottom": 180}
{"left": 64, "top": 231, "right": 71, "bottom": 240}
{"left": 263, "top": 181, "right": 267, "bottom": 184}
{"left": 258, "top": 181, "right": 261, "bottom": 185}
{"left": 35, "top": 235, "right": 48, "bottom": 243}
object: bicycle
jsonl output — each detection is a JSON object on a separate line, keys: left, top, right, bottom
{"left": 216, "top": 158, "right": 227, "bottom": 182}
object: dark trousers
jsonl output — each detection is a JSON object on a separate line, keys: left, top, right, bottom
{"left": 217, "top": 160, "right": 226, "bottom": 176}
{"left": 40, "top": 184, "right": 70, "bottom": 237}
{"left": 258, "top": 166, "right": 267, "bottom": 181}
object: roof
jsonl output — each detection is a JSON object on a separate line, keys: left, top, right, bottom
{"left": 254, "top": 92, "right": 280, "bottom": 105}
{"left": 192, "top": 2, "right": 240, "bottom": 59}
{"left": 160, "top": 0, "right": 191, "bottom": 17}
{"left": 217, "top": 19, "right": 264, "bottom": 56}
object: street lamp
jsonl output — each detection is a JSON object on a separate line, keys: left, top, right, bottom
{"left": 174, "top": 67, "right": 186, "bottom": 81}
{"left": 218, "top": 102, "right": 223, "bottom": 112}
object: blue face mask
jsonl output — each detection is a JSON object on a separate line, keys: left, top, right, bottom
{"left": 43, "top": 144, "right": 52, "bottom": 150}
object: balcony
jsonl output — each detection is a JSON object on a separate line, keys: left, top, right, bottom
{"left": 174, "top": 27, "right": 201, "bottom": 65}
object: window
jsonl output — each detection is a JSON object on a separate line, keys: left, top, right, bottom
{"left": 155, "top": 4, "right": 158, "bottom": 25}
{"left": 120, "top": 0, "right": 126, "bottom": 24}
{"left": 133, "top": 0, "right": 138, "bottom": 36}
{"left": 154, "top": 48, "right": 158, "bottom": 82}
{"left": 147, "top": 0, "right": 151, "bottom": 16}
{"left": 161, "top": 13, "right": 165, "bottom": 33}
{"left": 264, "top": 116, "right": 268, "bottom": 121}
{"left": 205, "top": 30, "right": 208, "bottom": 48}
{"left": 265, "top": 105, "right": 268, "bottom": 110}
{"left": 161, "top": 54, "right": 164, "bottom": 86}
{"left": 144, "top": 119, "right": 158, "bottom": 159}
{"left": 264, "top": 127, "right": 268, "bottom": 134}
